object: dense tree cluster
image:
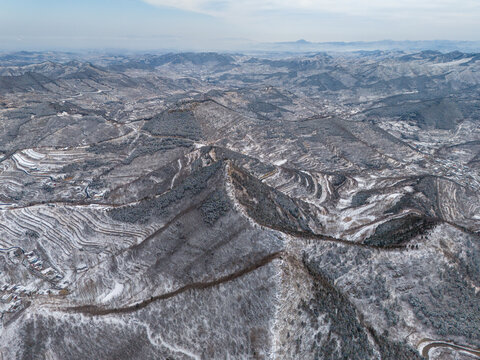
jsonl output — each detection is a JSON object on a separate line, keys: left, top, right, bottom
{"left": 200, "top": 190, "right": 231, "bottom": 225}
{"left": 301, "top": 257, "right": 375, "bottom": 360}
{"left": 406, "top": 265, "right": 480, "bottom": 346}
{"left": 230, "top": 167, "right": 315, "bottom": 233}
{"left": 108, "top": 161, "right": 222, "bottom": 224}
{"left": 364, "top": 215, "right": 436, "bottom": 247}
{"left": 143, "top": 109, "right": 202, "bottom": 141}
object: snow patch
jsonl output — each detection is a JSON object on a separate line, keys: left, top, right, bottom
{"left": 101, "top": 282, "right": 124, "bottom": 303}
{"left": 274, "top": 159, "right": 287, "bottom": 166}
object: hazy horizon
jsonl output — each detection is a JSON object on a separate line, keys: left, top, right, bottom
{"left": 1, "top": 0, "right": 480, "bottom": 51}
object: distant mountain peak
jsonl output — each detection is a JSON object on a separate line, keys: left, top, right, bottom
{"left": 295, "top": 39, "right": 310, "bottom": 44}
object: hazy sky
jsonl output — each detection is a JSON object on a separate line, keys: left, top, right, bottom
{"left": 1, "top": 0, "right": 479, "bottom": 50}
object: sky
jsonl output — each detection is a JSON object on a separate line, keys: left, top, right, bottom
{"left": 1, "top": 0, "right": 479, "bottom": 50}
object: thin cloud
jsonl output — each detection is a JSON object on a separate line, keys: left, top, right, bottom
{"left": 141, "top": 0, "right": 480, "bottom": 18}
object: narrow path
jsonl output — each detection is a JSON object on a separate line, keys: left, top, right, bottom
{"left": 63, "top": 251, "right": 282, "bottom": 316}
